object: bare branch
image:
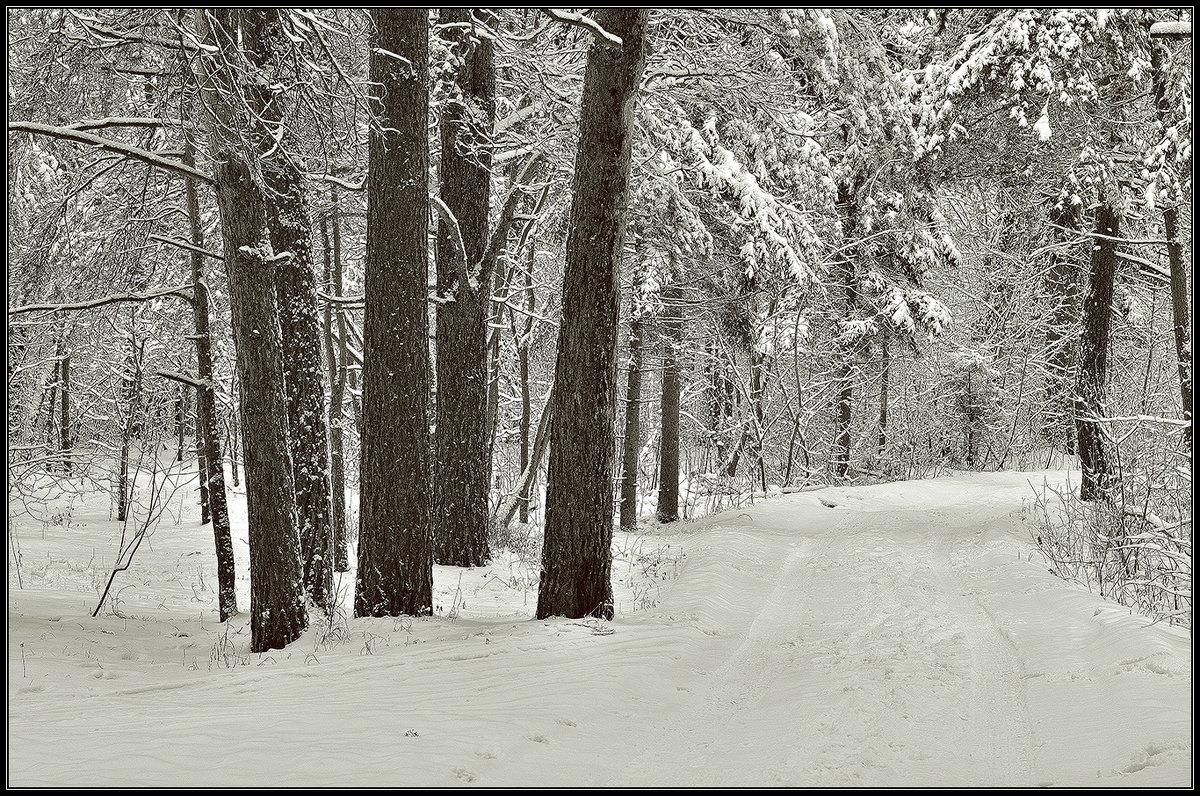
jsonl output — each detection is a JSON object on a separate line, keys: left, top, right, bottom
{"left": 156, "top": 370, "right": 212, "bottom": 390}
{"left": 479, "top": 151, "right": 546, "bottom": 282}
{"left": 8, "top": 285, "right": 194, "bottom": 316}
{"left": 150, "top": 234, "right": 223, "bottom": 261}
{"left": 8, "top": 121, "right": 213, "bottom": 184}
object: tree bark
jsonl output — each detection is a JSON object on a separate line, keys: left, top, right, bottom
{"left": 832, "top": 183, "right": 858, "bottom": 481}
{"left": 1075, "top": 205, "right": 1120, "bottom": 502}
{"left": 434, "top": 8, "right": 495, "bottom": 567}
{"left": 537, "top": 8, "right": 647, "bottom": 621}
{"left": 224, "top": 8, "right": 336, "bottom": 611}
{"left": 183, "top": 143, "right": 236, "bottom": 621}
{"left": 356, "top": 8, "right": 434, "bottom": 618}
{"left": 59, "top": 349, "right": 71, "bottom": 474}
{"left": 619, "top": 307, "right": 644, "bottom": 530}
{"left": 657, "top": 283, "right": 682, "bottom": 523}
{"left": 199, "top": 9, "right": 307, "bottom": 651}
{"left": 1151, "top": 41, "right": 1193, "bottom": 452}
{"left": 321, "top": 211, "right": 350, "bottom": 573}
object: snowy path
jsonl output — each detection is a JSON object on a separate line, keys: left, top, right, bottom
{"left": 7, "top": 471, "right": 1192, "bottom": 786}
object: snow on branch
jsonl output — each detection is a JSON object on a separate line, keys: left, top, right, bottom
{"left": 65, "top": 117, "right": 183, "bottom": 132}
{"left": 156, "top": 370, "right": 212, "bottom": 391}
{"left": 8, "top": 285, "right": 194, "bottom": 316}
{"left": 542, "top": 9, "right": 623, "bottom": 47}
{"left": 149, "top": 234, "right": 223, "bottom": 261}
{"left": 8, "top": 121, "right": 213, "bottom": 184}
{"left": 1149, "top": 20, "right": 1192, "bottom": 38}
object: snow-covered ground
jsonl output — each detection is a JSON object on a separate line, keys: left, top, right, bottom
{"left": 7, "top": 469, "right": 1192, "bottom": 786}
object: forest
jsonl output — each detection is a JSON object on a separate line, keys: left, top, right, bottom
{"left": 6, "top": 8, "right": 1193, "bottom": 787}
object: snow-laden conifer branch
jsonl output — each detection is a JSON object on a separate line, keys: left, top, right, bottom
{"left": 8, "top": 121, "right": 213, "bottom": 184}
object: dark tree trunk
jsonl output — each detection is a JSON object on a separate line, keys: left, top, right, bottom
{"left": 183, "top": 144, "right": 236, "bottom": 620}
{"left": 356, "top": 8, "right": 434, "bottom": 618}
{"left": 175, "top": 387, "right": 185, "bottom": 463}
{"left": 1042, "top": 201, "right": 1082, "bottom": 455}
{"left": 537, "top": 8, "right": 647, "bottom": 621}
{"left": 434, "top": 7, "right": 495, "bottom": 567}
{"left": 517, "top": 243, "right": 537, "bottom": 524}
{"left": 225, "top": 8, "right": 336, "bottom": 611}
{"left": 619, "top": 308, "right": 644, "bottom": 530}
{"left": 321, "top": 211, "right": 350, "bottom": 573}
{"left": 878, "top": 328, "right": 889, "bottom": 455}
{"left": 1151, "top": 41, "right": 1193, "bottom": 452}
{"left": 1074, "top": 205, "right": 1120, "bottom": 502}
{"left": 59, "top": 350, "right": 71, "bottom": 474}
{"left": 832, "top": 183, "right": 858, "bottom": 481}
{"left": 657, "top": 284, "right": 682, "bottom": 523}
{"left": 116, "top": 327, "right": 144, "bottom": 524}
{"left": 199, "top": 9, "right": 308, "bottom": 651}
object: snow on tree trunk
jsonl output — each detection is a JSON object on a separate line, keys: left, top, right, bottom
{"left": 433, "top": 8, "right": 495, "bottom": 568}
{"left": 212, "top": 154, "right": 307, "bottom": 651}
{"left": 537, "top": 8, "right": 648, "bottom": 621}
{"left": 356, "top": 8, "right": 434, "bottom": 618}
{"left": 199, "top": 8, "right": 307, "bottom": 651}
{"left": 1074, "top": 205, "right": 1120, "bottom": 502}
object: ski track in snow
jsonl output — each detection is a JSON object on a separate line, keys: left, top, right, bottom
{"left": 7, "top": 470, "right": 1192, "bottom": 786}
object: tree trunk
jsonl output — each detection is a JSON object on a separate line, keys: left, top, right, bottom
{"left": 321, "top": 211, "right": 350, "bottom": 573}
{"left": 1151, "top": 41, "right": 1193, "bottom": 452}
{"left": 518, "top": 244, "right": 537, "bottom": 524}
{"left": 657, "top": 283, "right": 682, "bottom": 523}
{"left": 619, "top": 307, "right": 644, "bottom": 530}
{"left": 183, "top": 143, "right": 236, "bottom": 620}
{"left": 1042, "top": 201, "right": 1082, "bottom": 455}
{"left": 59, "top": 349, "right": 71, "bottom": 474}
{"left": 223, "top": 8, "right": 336, "bottom": 611}
{"left": 199, "top": 9, "right": 308, "bottom": 651}
{"left": 832, "top": 183, "right": 858, "bottom": 481}
{"left": 356, "top": 8, "right": 433, "bottom": 618}
{"left": 434, "top": 8, "right": 495, "bottom": 567}
{"left": 1075, "top": 205, "right": 1120, "bottom": 502}
{"left": 878, "top": 328, "right": 889, "bottom": 455}
{"left": 537, "top": 8, "right": 647, "bottom": 621}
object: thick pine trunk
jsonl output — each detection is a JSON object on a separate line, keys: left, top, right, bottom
{"left": 183, "top": 145, "right": 236, "bottom": 620}
{"left": 619, "top": 309, "right": 644, "bottom": 530}
{"left": 263, "top": 160, "right": 335, "bottom": 610}
{"left": 225, "top": 8, "right": 336, "bottom": 610}
{"left": 657, "top": 284, "right": 682, "bottom": 523}
{"left": 199, "top": 9, "right": 308, "bottom": 651}
{"left": 1075, "top": 205, "right": 1119, "bottom": 502}
{"left": 434, "top": 8, "right": 495, "bottom": 567}
{"left": 356, "top": 8, "right": 434, "bottom": 618}
{"left": 537, "top": 8, "right": 647, "bottom": 621}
